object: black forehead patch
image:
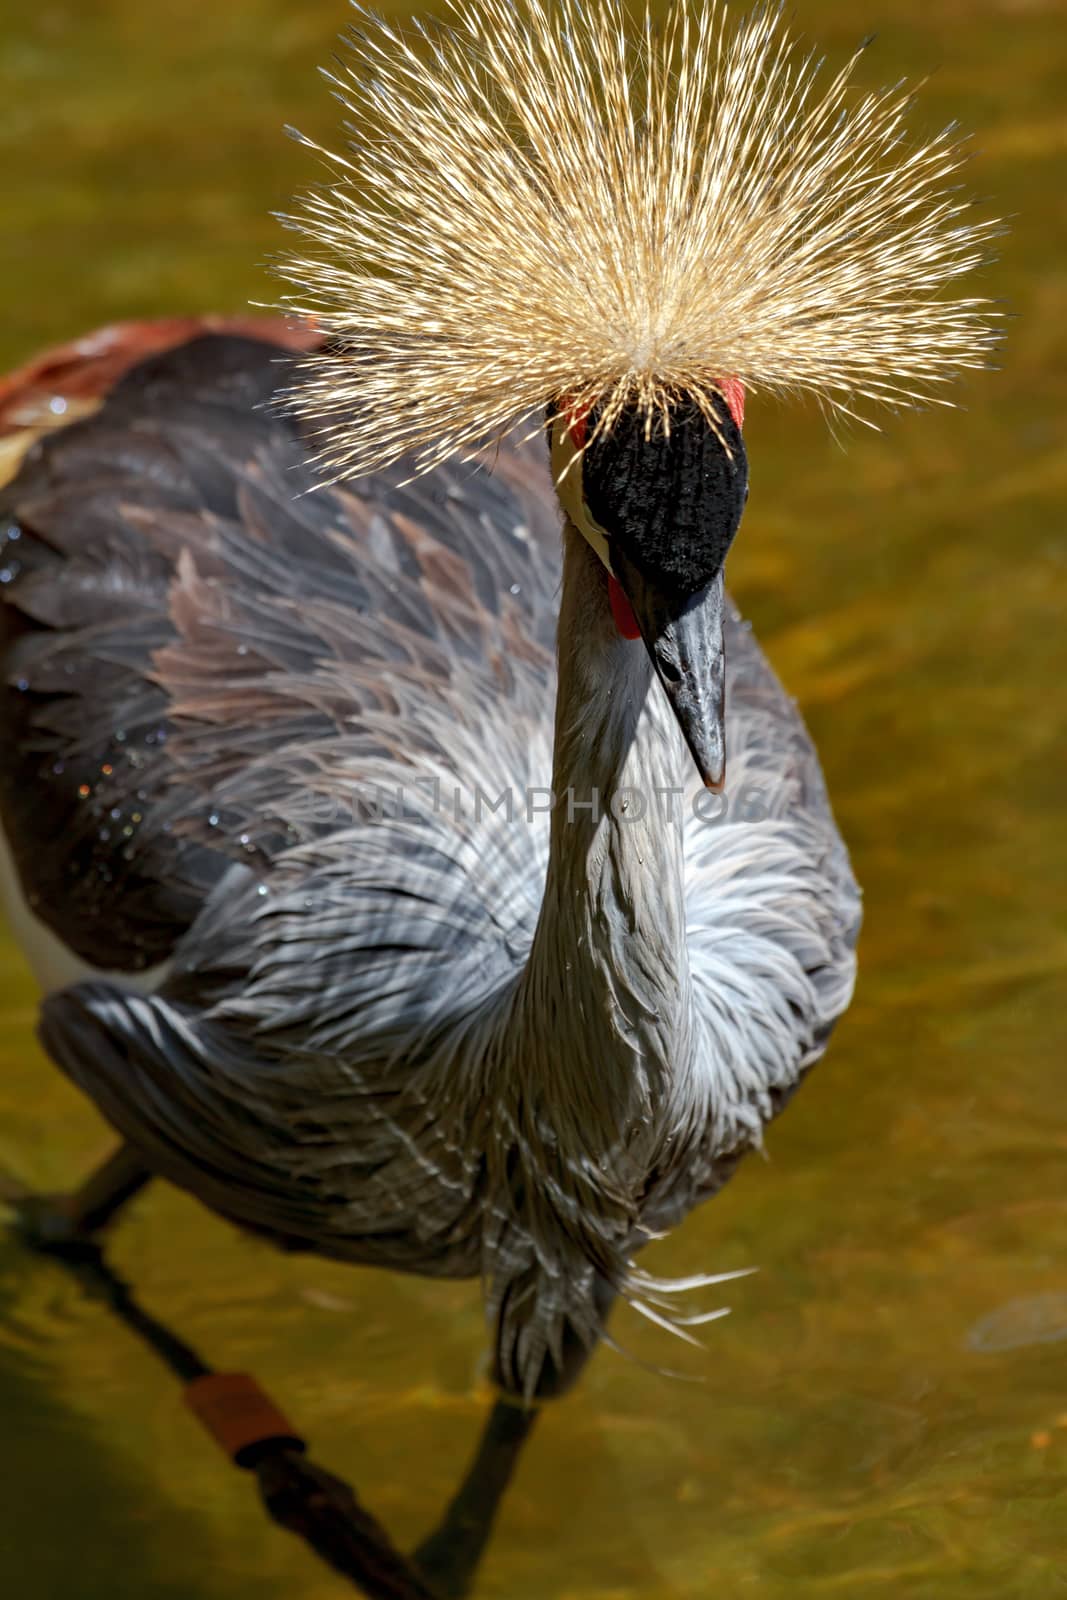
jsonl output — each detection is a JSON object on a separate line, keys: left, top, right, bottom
{"left": 579, "top": 398, "right": 748, "bottom": 596}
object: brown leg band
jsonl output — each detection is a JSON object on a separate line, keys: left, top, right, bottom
{"left": 184, "top": 1372, "right": 305, "bottom": 1467}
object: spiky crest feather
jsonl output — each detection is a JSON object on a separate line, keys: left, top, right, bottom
{"left": 276, "top": 0, "right": 1000, "bottom": 478}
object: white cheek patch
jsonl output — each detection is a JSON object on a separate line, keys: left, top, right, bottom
{"left": 549, "top": 415, "right": 613, "bottom": 573}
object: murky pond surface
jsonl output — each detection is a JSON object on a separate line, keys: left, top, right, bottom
{"left": 0, "top": 1, "right": 1064, "bottom": 1595}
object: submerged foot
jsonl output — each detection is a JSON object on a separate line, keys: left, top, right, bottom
{"left": 411, "top": 1527, "right": 480, "bottom": 1599}
{"left": 3, "top": 1181, "right": 104, "bottom": 1262}
{"left": 2, "top": 1144, "right": 150, "bottom": 1256}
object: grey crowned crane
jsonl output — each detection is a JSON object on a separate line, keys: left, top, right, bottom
{"left": 0, "top": 1, "right": 997, "bottom": 1594}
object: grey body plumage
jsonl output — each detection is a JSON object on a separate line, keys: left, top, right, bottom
{"left": 1, "top": 332, "right": 859, "bottom": 1399}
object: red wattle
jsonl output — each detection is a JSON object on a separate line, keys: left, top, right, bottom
{"left": 565, "top": 402, "right": 589, "bottom": 449}
{"left": 609, "top": 575, "right": 642, "bottom": 639}
{"left": 719, "top": 377, "right": 745, "bottom": 429}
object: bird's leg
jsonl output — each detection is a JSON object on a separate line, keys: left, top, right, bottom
{"left": 411, "top": 1298, "right": 612, "bottom": 1599}
{"left": 251, "top": 1445, "right": 438, "bottom": 1599}
{"left": 3, "top": 1149, "right": 534, "bottom": 1597}
{"left": 5, "top": 1201, "right": 441, "bottom": 1600}
{"left": 3, "top": 1140, "right": 152, "bottom": 1254}
{"left": 411, "top": 1397, "right": 539, "bottom": 1599}
{"left": 3, "top": 1150, "right": 602, "bottom": 1599}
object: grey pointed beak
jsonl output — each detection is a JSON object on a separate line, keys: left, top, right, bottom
{"left": 613, "top": 554, "right": 727, "bottom": 791}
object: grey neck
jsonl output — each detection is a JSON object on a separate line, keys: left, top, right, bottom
{"left": 508, "top": 526, "right": 695, "bottom": 1151}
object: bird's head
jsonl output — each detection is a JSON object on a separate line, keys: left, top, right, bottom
{"left": 276, "top": 0, "right": 1000, "bottom": 787}
{"left": 548, "top": 386, "right": 746, "bottom": 787}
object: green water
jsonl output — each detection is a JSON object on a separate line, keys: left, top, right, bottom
{"left": 0, "top": 1, "right": 1064, "bottom": 1595}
